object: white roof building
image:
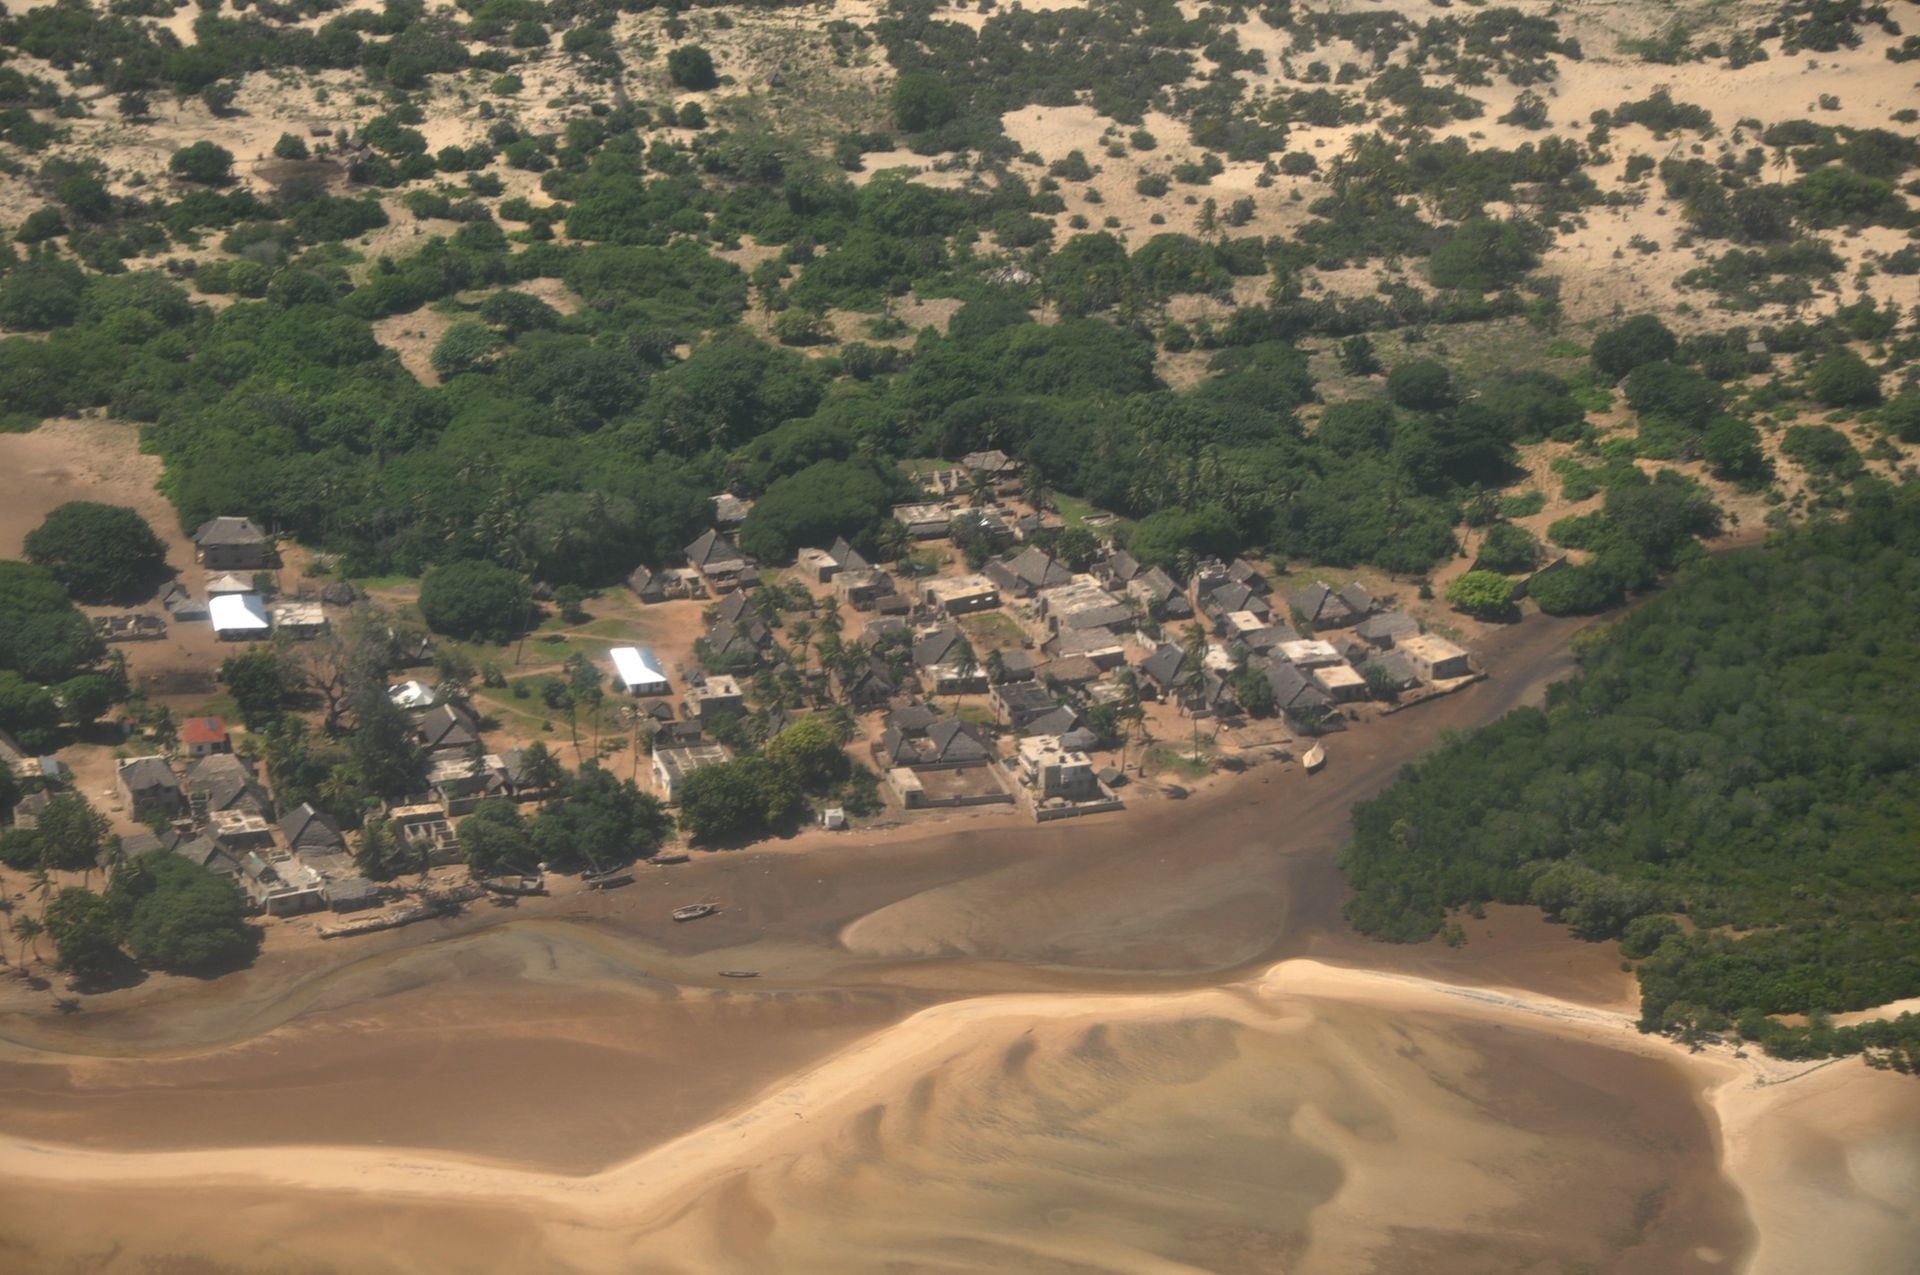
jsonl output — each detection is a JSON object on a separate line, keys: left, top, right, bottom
{"left": 205, "top": 572, "right": 254, "bottom": 595}
{"left": 208, "top": 593, "right": 271, "bottom": 640}
{"left": 610, "top": 645, "right": 670, "bottom": 696}
{"left": 1277, "top": 639, "right": 1344, "bottom": 669}
{"left": 387, "top": 680, "right": 438, "bottom": 710}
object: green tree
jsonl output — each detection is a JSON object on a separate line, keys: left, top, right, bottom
{"left": 272, "top": 132, "right": 310, "bottom": 160}
{"left": 430, "top": 321, "right": 502, "bottom": 379}
{"left": 107, "top": 854, "right": 254, "bottom": 972}
{"left": 418, "top": 560, "right": 531, "bottom": 641}
{"left": 35, "top": 792, "right": 112, "bottom": 873}
{"left": 23, "top": 502, "right": 169, "bottom": 603}
{"left": 1806, "top": 349, "right": 1882, "bottom": 408}
{"left": 1385, "top": 359, "right": 1455, "bottom": 411}
{"left": 677, "top": 757, "right": 804, "bottom": 843}
{"left": 220, "top": 645, "right": 294, "bottom": 729}
{"left": 666, "top": 44, "right": 718, "bottom": 90}
{"left": 892, "top": 72, "right": 959, "bottom": 133}
{"left": 347, "top": 682, "right": 424, "bottom": 800}
{"left": 1337, "top": 334, "right": 1382, "bottom": 376}
{"left": 354, "top": 817, "right": 401, "bottom": 881}
{"left": 1590, "top": 315, "right": 1677, "bottom": 382}
{"left": 1476, "top": 523, "right": 1538, "bottom": 574}
{"left": 1426, "top": 218, "right": 1542, "bottom": 291}
{"left": 168, "top": 141, "right": 235, "bottom": 185}
{"left": 763, "top": 716, "right": 850, "bottom": 791}
{"left": 1445, "top": 570, "right": 1516, "bottom": 619}
{"left": 43, "top": 886, "right": 120, "bottom": 979}
{"left": 459, "top": 799, "right": 534, "bottom": 876}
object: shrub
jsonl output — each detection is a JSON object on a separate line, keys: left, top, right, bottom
{"left": 23, "top": 501, "right": 169, "bottom": 603}
{"left": 272, "top": 133, "right": 309, "bottom": 161}
{"left": 1780, "top": 424, "right": 1862, "bottom": 478}
{"left": 667, "top": 45, "right": 719, "bottom": 90}
{"left": 418, "top": 560, "right": 531, "bottom": 641}
{"left": 1445, "top": 570, "right": 1517, "bottom": 618}
{"left": 1806, "top": 348, "right": 1882, "bottom": 408}
{"left": 1476, "top": 523, "right": 1538, "bottom": 574}
{"left": 1386, "top": 358, "right": 1455, "bottom": 411}
{"left": 430, "top": 321, "right": 502, "bottom": 379}
{"left": 892, "top": 72, "right": 958, "bottom": 133}
{"left": 168, "top": 141, "right": 234, "bottom": 185}
{"left": 1590, "top": 315, "right": 1677, "bottom": 381}
{"left": 1427, "top": 218, "right": 1543, "bottom": 291}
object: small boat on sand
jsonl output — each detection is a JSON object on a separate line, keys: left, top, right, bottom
{"left": 652, "top": 853, "right": 690, "bottom": 866}
{"left": 672, "top": 903, "right": 718, "bottom": 922}
{"left": 1302, "top": 742, "right": 1327, "bottom": 773}
{"left": 718, "top": 970, "right": 758, "bottom": 979}
{"left": 583, "top": 868, "right": 634, "bottom": 890}
{"left": 483, "top": 874, "right": 546, "bottom": 896}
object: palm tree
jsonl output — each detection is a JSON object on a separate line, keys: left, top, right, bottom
{"left": 788, "top": 618, "right": 814, "bottom": 669}
{"left": 1179, "top": 623, "right": 1210, "bottom": 759}
{"left": 11, "top": 915, "right": 43, "bottom": 966}
{"left": 519, "top": 740, "right": 565, "bottom": 805}
{"left": 951, "top": 645, "right": 980, "bottom": 712}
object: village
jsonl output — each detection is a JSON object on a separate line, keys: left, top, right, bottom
{"left": 5, "top": 452, "right": 1490, "bottom": 938}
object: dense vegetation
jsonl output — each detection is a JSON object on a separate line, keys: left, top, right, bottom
{"left": 23, "top": 501, "right": 169, "bottom": 603}
{"left": 1341, "top": 484, "right": 1920, "bottom": 1062}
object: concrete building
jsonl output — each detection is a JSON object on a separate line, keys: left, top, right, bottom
{"left": 180, "top": 716, "right": 230, "bottom": 758}
{"left": 1277, "top": 639, "right": 1345, "bottom": 670}
{"left": 651, "top": 741, "right": 734, "bottom": 801}
{"left": 1399, "top": 634, "right": 1472, "bottom": 681}
{"left": 208, "top": 593, "right": 271, "bottom": 640}
{"left": 921, "top": 574, "right": 1001, "bottom": 616}
{"left": 1311, "top": 663, "right": 1370, "bottom": 703}
{"left": 685, "top": 674, "right": 744, "bottom": 721}
{"left": 117, "top": 755, "right": 183, "bottom": 819}
{"left": 610, "top": 645, "right": 670, "bottom": 696}
{"left": 192, "top": 517, "right": 270, "bottom": 570}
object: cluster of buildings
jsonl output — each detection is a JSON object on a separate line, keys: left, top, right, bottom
{"left": 165, "top": 517, "right": 333, "bottom": 641}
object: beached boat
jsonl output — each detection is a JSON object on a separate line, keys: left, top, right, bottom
{"left": 652, "top": 852, "right": 690, "bottom": 866}
{"left": 671, "top": 903, "right": 718, "bottom": 922}
{"left": 317, "top": 899, "right": 445, "bottom": 940}
{"left": 482, "top": 874, "right": 546, "bottom": 896}
{"left": 583, "top": 868, "right": 634, "bottom": 890}
{"left": 1302, "top": 742, "right": 1327, "bottom": 773}
{"left": 718, "top": 970, "right": 758, "bottom": 979}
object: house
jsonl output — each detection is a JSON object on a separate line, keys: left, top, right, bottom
{"left": 1139, "top": 643, "right": 1190, "bottom": 700}
{"left": 192, "top": 517, "right": 270, "bottom": 570}
{"left": 1227, "top": 559, "right": 1271, "bottom": 594}
{"left": 711, "top": 492, "right": 751, "bottom": 527}
{"left": 1357, "top": 610, "right": 1420, "bottom": 649}
{"left": 208, "top": 593, "right": 271, "bottom": 640}
{"left": 796, "top": 547, "right": 840, "bottom": 583}
{"left": 626, "top": 565, "right": 668, "bottom": 604}
{"left": 911, "top": 626, "right": 969, "bottom": 671}
{"left": 184, "top": 753, "right": 270, "bottom": 818}
{"left": 427, "top": 753, "right": 503, "bottom": 815}
{"left": 1016, "top": 735, "right": 1099, "bottom": 800}
{"left": 319, "top": 871, "right": 382, "bottom": 912}
{"left": 829, "top": 536, "right": 872, "bottom": 574}
{"left": 882, "top": 705, "right": 942, "bottom": 736}
{"left": 1400, "top": 634, "right": 1472, "bottom": 681}
{"left": 873, "top": 718, "right": 993, "bottom": 770}
{"left": 1199, "top": 581, "right": 1270, "bottom": 627}
{"left": 180, "top": 716, "right": 230, "bottom": 758}
{"left": 685, "top": 674, "right": 745, "bottom": 721}
{"left": 1364, "top": 649, "right": 1421, "bottom": 692}
{"left": 920, "top": 574, "right": 1001, "bottom": 616}
{"left": 960, "top": 448, "right": 1015, "bottom": 477}
{"left": 892, "top": 502, "right": 953, "bottom": 539}
{"left": 271, "top": 602, "right": 327, "bottom": 638}
{"left": 651, "top": 741, "right": 734, "bottom": 801}
{"left": 834, "top": 569, "right": 896, "bottom": 610}
{"left": 1042, "top": 655, "right": 1103, "bottom": 687}
{"left": 684, "top": 529, "right": 751, "bottom": 590}
{"left": 205, "top": 572, "right": 255, "bottom": 596}
{"left": 1263, "top": 661, "right": 1334, "bottom": 729}
{"left": 989, "top": 649, "right": 1038, "bottom": 683}
{"left": 415, "top": 704, "right": 480, "bottom": 755}
{"left": 992, "top": 681, "right": 1059, "bottom": 729}
{"left": 208, "top": 808, "right": 275, "bottom": 853}
{"left": 703, "top": 618, "right": 771, "bottom": 668}
{"left": 1237, "top": 623, "right": 1299, "bottom": 654}
{"left": 712, "top": 590, "right": 757, "bottom": 628}
{"left": 239, "top": 852, "right": 327, "bottom": 916}
{"left": 1287, "top": 582, "right": 1355, "bottom": 630}
{"left": 986, "top": 546, "right": 1072, "bottom": 598}
{"left": 387, "top": 680, "right": 438, "bottom": 711}
{"left": 117, "top": 755, "right": 184, "bottom": 819}
{"left": 1337, "top": 582, "right": 1377, "bottom": 619}
{"left": 10, "top": 790, "right": 52, "bottom": 829}
{"left": 1277, "top": 639, "right": 1345, "bottom": 670}
{"left": 280, "top": 802, "right": 346, "bottom": 854}
{"left": 1040, "top": 578, "right": 1134, "bottom": 633}
{"left": 173, "top": 833, "right": 240, "bottom": 879}
{"left": 834, "top": 659, "right": 896, "bottom": 710}
{"left": 1099, "top": 550, "right": 1142, "bottom": 588}
{"left": 1312, "top": 663, "right": 1370, "bottom": 703}
{"left": 1041, "top": 627, "right": 1126, "bottom": 670}
{"left": 1022, "top": 703, "right": 1090, "bottom": 746}
{"left": 610, "top": 646, "right": 670, "bottom": 696}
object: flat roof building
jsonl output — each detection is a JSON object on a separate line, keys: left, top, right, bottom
{"left": 209, "top": 593, "right": 271, "bottom": 640}
{"left": 652, "top": 741, "right": 733, "bottom": 801}
{"left": 610, "top": 645, "right": 670, "bottom": 696}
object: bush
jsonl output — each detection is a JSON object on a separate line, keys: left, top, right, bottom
{"left": 667, "top": 45, "right": 719, "bottom": 91}
{"left": 1702, "top": 415, "right": 1767, "bottom": 483}
{"left": 1426, "top": 218, "right": 1543, "bottom": 292}
{"left": 23, "top": 501, "right": 168, "bottom": 603}
{"left": 272, "top": 133, "right": 310, "bottom": 161}
{"left": 1780, "top": 424, "right": 1862, "bottom": 479}
{"left": 168, "top": 141, "right": 234, "bottom": 185}
{"left": 1386, "top": 359, "right": 1455, "bottom": 411}
{"left": 1882, "top": 391, "right": 1920, "bottom": 443}
{"left": 893, "top": 72, "right": 958, "bottom": 133}
{"left": 1590, "top": 315, "right": 1677, "bottom": 381}
{"left": 430, "top": 321, "right": 502, "bottom": 379}
{"left": 1476, "top": 523, "right": 1538, "bottom": 574}
{"left": 1806, "top": 348, "right": 1882, "bottom": 408}
{"left": 418, "top": 560, "right": 531, "bottom": 641}
{"left": 1445, "top": 570, "right": 1517, "bottom": 618}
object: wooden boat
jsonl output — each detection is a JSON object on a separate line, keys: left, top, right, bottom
{"left": 318, "top": 899, "right": 444, "bottom": 940}
{"left": 482, "top": 874, "right": 546, "bottom": 896}
{"left": 671, "top": 903, "right": 718, "bottom": 922}
{"left": 652, "top": 852, "right": 690, "bottom": 866}
{"left": 718, "top": 970, "right": 758, "bottom": 979}
{"left": 1302, "top": 742, "right": 1327, "bottom": 773}
{"left": 583, "top": 868, "right": 634, "bottom": 890}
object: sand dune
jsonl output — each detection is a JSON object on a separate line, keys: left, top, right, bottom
{"left": 7, "top": 957, "right": 1908, "bottom": 1274}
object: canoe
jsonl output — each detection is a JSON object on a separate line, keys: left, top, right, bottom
{"left": 672, "top": 903, "right": 718, "bottom": 922}
{"left": 1302, "top": 742, "right": 1327, "bottom": 773}
{"left": 718, "top": 970, "right": 758, "bottom": 979}
{"left": 652, "top": 853, "right": 690, "bottom": 866}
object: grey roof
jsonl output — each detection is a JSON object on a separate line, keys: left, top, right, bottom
{"left": 174, "top": 834, "right": 239, "bottom": 876}
{"left": 119, "top": 756, "right": 179, "bottom": 793}
{"left": 925, "top": 719, "right": 991, "bottom": 764}
{"left": 912, "top": 627, "right": 967, "bottom": 668}
{"left": 995, "top": 682, "right": 1056, "bottom": 715}
{"left": 1338, "top": 582, "right": 1377, "bottom": 616}
{"left": 993, "top": 649, "right": 1038, "bottom": 680}
{"left": 684, "top": 529, "right": 745, "bottom": 570}
{"left": 883, "top": 705, "right": 942, "bottom": 736}
{"left": 280, "top": 802, "right": 344, "bottom": 851}
{"left": 1228, "top": 559, "right": 1269, "bottom": 592}
{"left": 829, "top": 536, "right": 871, "bottom": 572}
{"left": 627, "top": 565, "right": 659, "bottom": 595}
{"left": 1358, "top": 610, "right": 1420, "bottom": 645}
{"left": 1004, "top": 546, "right": 1072, "bottom": 591}
{"left": 1141, "top": 643, "right": 1188, "bottom": 688}
{"left": 1369, "top": 649, "right": 1420, "bottom": 688}
{"left": 1021, "top": 704, "right": 1084, "bottom": 738}
{"left": 192, "top": 516, "right": 266, "bottom": 547}
{"left": 185, "top": 753, "right": 267, "bottom": 814}
{"left": 1203, "top": 581, "right": 1264, "bottom": 616}
{"left": 416, "top": 704, "right": 479, "bottom": 752}
{"left": 713, "top": 591, "right": 754, "bottom": 625}
{"left": 1104, "top": 550, "right": 1141, "bottom": 583}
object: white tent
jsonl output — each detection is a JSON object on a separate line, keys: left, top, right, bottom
{"left": 610, "top": 645, "right": 669, "bottom": 696}
{"left": 208, "top": 593, "right": 271, "bottom": 640}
